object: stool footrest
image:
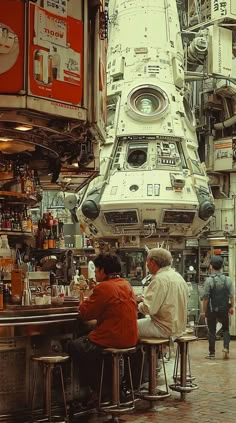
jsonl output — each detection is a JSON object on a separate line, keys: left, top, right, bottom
{"left": 32, "top": 417, "right": 67, "bottom": 422}
{"left": 169, "top": 383, "right": 199, "bottom": 393}
{"left": 138, "top": 389, "right": 170, "bottom": 401}
{"left": 101, "top": 405, "right": 136, "bottom": 415}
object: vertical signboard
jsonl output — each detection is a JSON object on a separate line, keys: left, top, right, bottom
{"left": 28, "top": 0, "right": 83, "bottom": 105}
{"left": 211, "top": 0, "right": 235, "bottom": 19}
{"left": 0, "top": 0, "right": 24, "bottom": 93}
{"left": 93, "top": 1, "right": 107, "bottom": 139}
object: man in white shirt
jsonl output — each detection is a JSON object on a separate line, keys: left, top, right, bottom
{"left": 137, "top": 248, "right": 188, "bottom": 338}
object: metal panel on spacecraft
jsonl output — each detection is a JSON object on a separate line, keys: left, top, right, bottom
{"left": 78, "top": 0, "right": 215, "bottom": 243}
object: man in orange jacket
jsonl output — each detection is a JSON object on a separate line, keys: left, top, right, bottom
{"left": 67, "top": 254, "right": 138, "bottom": 402}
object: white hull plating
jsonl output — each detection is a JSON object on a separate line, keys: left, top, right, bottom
{"left": 78, "top": 0, "right": 214, "bottom": 245}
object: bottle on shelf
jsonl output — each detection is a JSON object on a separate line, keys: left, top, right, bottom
{"left": 26, "top": 212, "right": 33, "bottom": 233}
{"left": 48, "top": 228, "right": 55, "bottom": 249}
{"left": 14, "top": 164, "right": 22, "bottom": 193}
{"left": 59, "top": 231, "right": 65, "bottom": 249}
{"left": 21, "top": 208, "right": 28, "bottom": 232}
{"left": 0, "top": 269, "right": 4, "bottom": 310}
{"left": 58, "top": 220, "right": 65, "bottom": 249}
{"left": 43, "top": 231, "right": 49, "bottom": 250}
{"left": 47, "top": 212, "right": 54, "bottom": 228}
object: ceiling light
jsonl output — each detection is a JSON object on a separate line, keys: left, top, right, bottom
{"left": 14, "top": 124, "right": 33, "bottom": 131}
{"left": 0, "top": 137, "right": 13, "bottom": 142}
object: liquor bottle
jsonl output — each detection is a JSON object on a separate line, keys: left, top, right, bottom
{"left": 0, "top": 282, "right": 3, "bottom": 310}
{"left": 48, "top": 229, "right": 55, "bottom": 249}
{"left": 47, "top": 212, "right": 53, "bottom": 228}
{"left": 12, "top": 210, "right": 17, "bottom": 232}
{"left": 24, "top": 166, "right": 34, "bottom": 195}
{"left": 0, "top": 270, "right": 4, "bottom": 310}
{"left": 1, "top": 210, "right": 6, "bottom": 230}
{"left": 21, "top": 208, "right": 28, "bottom": 232}
{"left": 43, "top": 231, "right": 49, "bottom": 250}
{"left": 15, "top": 211, "right": 21, "bottom": 232}
{"left": 14, "top": 164, "right": 22, "bottom": 193}
{"left": 27, "top": 213, "right": 32, "bottom": 233}
{"left": 5, "top": 209, "right": 11, "bottom": 231}
{"left": 59, "top": 231, "right": 65, "bottom": 249}
{"left": 34, "top": 170, "right": 42, "bottom": 196}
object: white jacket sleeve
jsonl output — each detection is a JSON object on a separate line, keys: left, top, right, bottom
{"left": 138, "top": 276, "right": 167, "bottom": 316}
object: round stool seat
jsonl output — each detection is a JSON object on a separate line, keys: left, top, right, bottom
{"left": 32, "top": 353, "right": 70, "bottom": 364}
{"left": 175, "top": 335, "right": 197, "bottom": 343}
{"left": 102, "top": 346, "right": 136, "bottom": 354}
{"left": 31, "top": 353, "right": 69, "bottom": 422}
{"left": 139, "top": 337, "right": 169, "bottom": 345}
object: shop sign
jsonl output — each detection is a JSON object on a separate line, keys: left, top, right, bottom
{"left": 211, "top": 0, "right": 229, "bottom": 18}
{"left": 0, "top": 0, "right": 24, "bottom": 93}
{"left": 93, "top": 0, "right": 107, "bottom": 139}
{"left": 28, "top": 0, "right": 83, "bottom": 105}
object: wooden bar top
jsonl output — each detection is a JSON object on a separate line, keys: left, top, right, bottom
{"left": 0, "top": 301, "right": 79, "bottom": 325}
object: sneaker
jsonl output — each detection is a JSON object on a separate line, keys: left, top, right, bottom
{"left": 222, "top": 348, "right": 229, "bottom": 359}
{"left": 205, "top": 353, "right": 215, "bottom": 359}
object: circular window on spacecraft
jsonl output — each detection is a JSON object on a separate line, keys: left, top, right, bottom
{"left": 183, "top": 97, "right": 196, "bottom": 128}
{"left": 127, "top": 149, "right": 147, "bottom": 167}
{"left": 127, "top": 85, "right": 169, "bottom": 121}
{"left": 129, "top": 184, "right": 139, "bottom": 192}
{"left": 135, "top": 94, "right": 160, "bottom": 115}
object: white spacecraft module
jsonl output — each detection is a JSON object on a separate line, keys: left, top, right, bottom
{"left": 78, "top": 0, "right": 215, "bottom": 243}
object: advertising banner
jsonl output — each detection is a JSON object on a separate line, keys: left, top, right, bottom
{"left": 28, "top": 0, "right": 83, "bottom": 105}
{"left": 211, "top": 0, "right": 236, "bottom": 19}
{"left": 93, "top": 1, "right": 107, "bottom": 139}
{"left": 0, "top": 0, "right": 24, "bottom": 93}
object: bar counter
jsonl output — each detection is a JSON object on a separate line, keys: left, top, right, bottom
{"left": 0, "top": 302, "right": 80, "bottom": 422}
{"left": 0, "top": 303, "right": 78, "bottom": 324}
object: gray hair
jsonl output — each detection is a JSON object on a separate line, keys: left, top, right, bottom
{"left": 148, "top": 248, "right": 172, "bottom": 268}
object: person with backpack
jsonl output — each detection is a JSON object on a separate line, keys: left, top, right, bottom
{"left": 202, "top": 255, "right": 234, "bottom": 359}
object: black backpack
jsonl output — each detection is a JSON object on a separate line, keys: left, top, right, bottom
{"left": 208, "top": 274, "right": 230, "bottom": 313}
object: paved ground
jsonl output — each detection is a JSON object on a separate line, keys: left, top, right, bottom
{"left": 73, "top": 339, "right": 236, "bottom": 423}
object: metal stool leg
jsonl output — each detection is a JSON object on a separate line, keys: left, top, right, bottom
{"left": 45, "top": 363, "right": 53, "bottom": 421}
{"left": 160, "top": 346, "right": 169, "bottom": 395}
{"left": 112, "top": 353, "right": 120, "bottom": 406}
{"left": 180, "top": 343, "right": 187, "bottom": 400}
{"left": 59, "top": 364, "right": 68, "bottom": 422}
{"left": 31, "top": 362, "right": 39, "bottom": 421}
{"left": 98, "top": 358, "right": 105, "bottom": 409}
{"left": 169, "top": 339, "right": 198, "bottom": 399}
{"left": 149, "top": 345, "right": 157, "bottom": 397}
{"left": 127, "top": 356, "right": 135, "bottom": 405}
{"left": 138, "top": 345, "right": 145, "bottom": 393}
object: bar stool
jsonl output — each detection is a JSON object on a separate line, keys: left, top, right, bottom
{"left": 98, "top": 346, "right": 136, "bottom": 419}
{"left": 31, "top": 353, "right": 69, "bottom": 422}
{"left": 137, "top": 338, "right": 170, "bottom": 411}
{"left": 169, "top": 335, "right": 198, "bottom": 400}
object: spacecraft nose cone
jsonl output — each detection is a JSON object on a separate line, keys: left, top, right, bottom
{"left": 199, "top": 200, "right": 215, "bottom": 221}
{"left": 82, "top": 200, "right": 100, "bottom": 220}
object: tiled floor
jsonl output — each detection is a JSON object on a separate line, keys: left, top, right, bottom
{"left": 73, "top": 339, "right": 236, "bottom": 423}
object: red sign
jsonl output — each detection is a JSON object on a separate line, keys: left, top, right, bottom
{"left": 0, "top": 0, "right": 24, "bottom": 93}
{"left": 28, "top": 2, "right": 83, "bottom": 105}
{"left": 93, "top": 1, "right": 107, "bottom": 139}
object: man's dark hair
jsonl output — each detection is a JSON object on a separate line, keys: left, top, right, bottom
{"left": 210, "top": 255, "right": 223, "bottom": 270}
{"left": 93, "top": 254, "right": 121, "bottom": 275}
